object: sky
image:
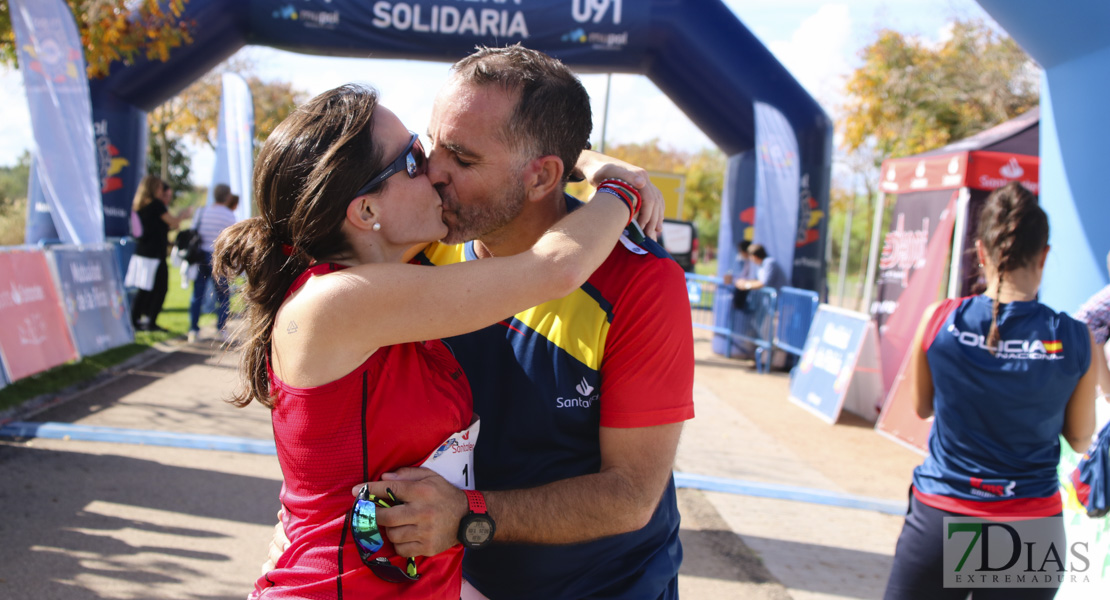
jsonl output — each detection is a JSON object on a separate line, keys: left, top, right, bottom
{"left": 0, "top": 0, "right": 999, "bottom": 183}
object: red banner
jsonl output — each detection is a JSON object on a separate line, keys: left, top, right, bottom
{"left": 873, "top": 194, "right": 958, "bottom": 453}
{"left": 880, "top": 151, "right": 1038, "bottom": 194}
{"left": 0, "top": 250, "right": 78, "bottom": 380}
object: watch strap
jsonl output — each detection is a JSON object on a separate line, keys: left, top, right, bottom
{"left": 464, "top": 489, "right": 488, "bottom": 515}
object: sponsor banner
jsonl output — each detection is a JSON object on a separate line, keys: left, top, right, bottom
{"left": 0, "top": 249, "right": 78, "bottom": 381}
{"left": 47, "top": 245, "right": 134, "bottom": 357}
{"left": 90, "top": 91, "right": 146, "bottom": 238}
{"left": 874, "top": 348, "right": 930, "bottom": 454}
{"left": 966, "top": 151, "right": 1039, "bottom": 194}
{"left": 792, "top": 172, "right": 825, "bottom": 291}
{"left": 250, "top": 0, "right": 650, "bottom": 65}
{"left": 879, "top": 193, "right": 958, "bottom": 394}
{"left": 753, "top": 101, "right": 799, "bottom": 285}
{"left": 879, "top": 151, "right": 1039, "bottom": 194}
{"left": 24, "top": 155, "right": 59, "bottom": 244}
{"left": 11, "top": 0, "right": 104, "bottom": 245}
{"left": 789, "top": 306, "right": 883, "bottom": 424}
{"left": 871, "top": 189, "right": 953, "bottom": 332}
{"left": 208, "top": 73, "right": 254, "bottom": 221}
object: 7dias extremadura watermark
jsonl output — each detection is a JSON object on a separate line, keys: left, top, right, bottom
{"left": 943, "top": 516, "right": 1099, "bottom": 588}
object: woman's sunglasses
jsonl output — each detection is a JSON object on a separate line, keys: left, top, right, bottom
{"left": 353, "top": 132, "right": 428, "bottom": 197}
{"left": 348, "top": 485, "right": 420, "bottom": 583}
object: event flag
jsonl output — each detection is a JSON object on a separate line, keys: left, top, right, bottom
{"left": 753, "top": 102, "right": 799, "bottom": 284}
{"left": 11, "top": 0, "right": 104, "bottom": 245}
{"left": 208, "top": 73, "right": 254, "bottom": 221}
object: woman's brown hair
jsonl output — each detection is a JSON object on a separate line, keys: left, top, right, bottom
{"left": 132, "top": 175, "right": 164, "bottom": 212}
{"left": 976, "top": 181, "right": 1049, "bottom": 352}
{"left": 213, "top": 84, "right": 385, "bottom": 408}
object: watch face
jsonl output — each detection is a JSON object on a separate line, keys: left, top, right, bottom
{"left": 464, "top": 519, "right": 493, "bottom": 544}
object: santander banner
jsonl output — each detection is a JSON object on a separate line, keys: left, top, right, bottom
{"left": 879, "top": 151, "right": 1039, "bottom": 195}
{"left": 0, "top": 250, "right": 78, "bottom": 381}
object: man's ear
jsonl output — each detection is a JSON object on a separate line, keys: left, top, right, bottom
{"left": 346, "top": 196, "right": 379, "bottom": 232}
{"left": 522, "top": 155, "right": 565, "bottom": 202}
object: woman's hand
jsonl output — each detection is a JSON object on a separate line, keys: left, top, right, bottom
{"left": 576, "top": 150, "right": 665, "bottom": 240}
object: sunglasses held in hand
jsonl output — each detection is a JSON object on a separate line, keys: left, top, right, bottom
{"left": 349, "top": 485, "right": 420, "bottom": 582}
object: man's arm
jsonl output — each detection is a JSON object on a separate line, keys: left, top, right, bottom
{"left": 368, "top": 422, "right": 682, "bottom": 555}
{"left": 368, "top": 257, "right": 694, "bottom": 557}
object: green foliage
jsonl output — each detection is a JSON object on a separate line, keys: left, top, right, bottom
{"left": 0, "top": 151, "right": 31, "bottom": 246}
{"left": 841, "top": 19, "right": 1039, "bottom": 163}
{"left": 146, "top": 129, "right": 192, "bottom": 191}
{"left": 0, "top": 150, "right": 31, "bottom": 204}
{"left": 151, "top": 56, "right": 309, "bottom": 151}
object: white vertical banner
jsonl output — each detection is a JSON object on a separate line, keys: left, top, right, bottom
{"left": 753, "top": 102, "right": 800, "bottom": 284}
{"left": 11, "top": 0, "right": 104, "bottom": 245}
{"left": 207, "top": 73, "right": 254, "bottom": 220}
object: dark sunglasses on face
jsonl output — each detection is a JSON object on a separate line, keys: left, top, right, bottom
{"left": 353, "top": 132, "right": 427, "bottom": 198}
{"left": 349, "top": 485, "right": 420, "bottom": 583}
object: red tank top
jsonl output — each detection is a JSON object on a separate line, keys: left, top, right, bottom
{"left": 253, "top": 263, "right": 472, "bottom": 599}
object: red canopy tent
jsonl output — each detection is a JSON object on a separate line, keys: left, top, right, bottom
{"left": 870, "top": 108, "right": 1040, "bottom": 453}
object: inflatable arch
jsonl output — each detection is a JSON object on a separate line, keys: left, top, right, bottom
{"left": 87, "top": 0, "right": 832, "bottom": 291}
{"left": 976, "top": 0, "right": 1110, "bottom": 313}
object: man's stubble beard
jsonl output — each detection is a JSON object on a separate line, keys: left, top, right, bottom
{"left": 439, "top": 178, "right": 527, "bottom": 245}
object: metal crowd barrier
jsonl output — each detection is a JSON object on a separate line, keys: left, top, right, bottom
{"left": 774, "top": 286, "right": 820, "bottom": 358}
{"left": 685, "top": 274, "right": 821, "bottom": 374}
{"left": 685, "top": 273, "right": 732, "bottom": 335}
{"left": 731, "top": 288, "right": 778, "bottom": 373}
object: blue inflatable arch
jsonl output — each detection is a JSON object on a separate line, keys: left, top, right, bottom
{"left": 89, "top": 0, "right": 832, "bottom": 291}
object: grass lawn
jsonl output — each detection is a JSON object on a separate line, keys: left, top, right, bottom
{"left": 0, "top": 264, "right": 218, "bottom": 415}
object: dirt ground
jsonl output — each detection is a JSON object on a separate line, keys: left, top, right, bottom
{"left": 688, "top": 329, "right": 923, "bottom": 502}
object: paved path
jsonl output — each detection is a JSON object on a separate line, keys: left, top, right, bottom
{"left": 0, "top": 328, "right": 923, "bottom": 599}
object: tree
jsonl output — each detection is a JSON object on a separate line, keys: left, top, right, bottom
{"left": 149, "top": 56, "right": 307, "bottom": 157}
{"left": 146, "top": 128, "right": 190, "bottom": 192}
{"left": 0, "top": 0, "right": 192, "bottom": 78}
{"left": 146, "top": 56, "right": 305, "bottom": 194}
{"left": 0, "top": 149, "right": 31, "bottom": 204}
{"left": 840, "top": 19, "right": 1039, "bottom": 162}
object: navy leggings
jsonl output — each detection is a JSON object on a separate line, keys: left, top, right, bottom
{"left": 883, "top": 491, "right": 1063, "bottom": 600}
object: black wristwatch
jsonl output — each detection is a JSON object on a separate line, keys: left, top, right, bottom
{"left": 457, "top": 490, "right": 496, "bottom": 549}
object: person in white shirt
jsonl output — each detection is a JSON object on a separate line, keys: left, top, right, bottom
{"left": 188, "top": 184, "right": 238, "bottom": 342}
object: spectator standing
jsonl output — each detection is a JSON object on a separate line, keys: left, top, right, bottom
{"left": 188, "top": 184, "right": 238, "bottom": 342}
{"left": 882, "top": 182, "right": 1097, "bottom": 600}
{"left": 127, "top": 175, "right": 192, "bottom": 332}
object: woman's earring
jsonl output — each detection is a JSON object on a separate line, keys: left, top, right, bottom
{"left": 978, "top": 263, "right": 984, "bottom": 268}
{"left": 373, "top": 222, "right": 381, "bottom": 231}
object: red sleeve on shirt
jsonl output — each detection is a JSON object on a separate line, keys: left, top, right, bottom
{"left": 595, "top": 250, "right": 695, "bottom": 428}
{"left": 922, "top": 298, "right": 963, "bottom": 352}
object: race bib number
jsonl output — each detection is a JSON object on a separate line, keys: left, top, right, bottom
{"left": 418, "top": 417, "right": 479, "bottom": 490}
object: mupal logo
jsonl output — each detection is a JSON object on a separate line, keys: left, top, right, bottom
{"left": 273, "top": 3, "right": 339, "bottom": 29}
{"left": 558, "top": 377, "right": 599, "bottom": 409}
